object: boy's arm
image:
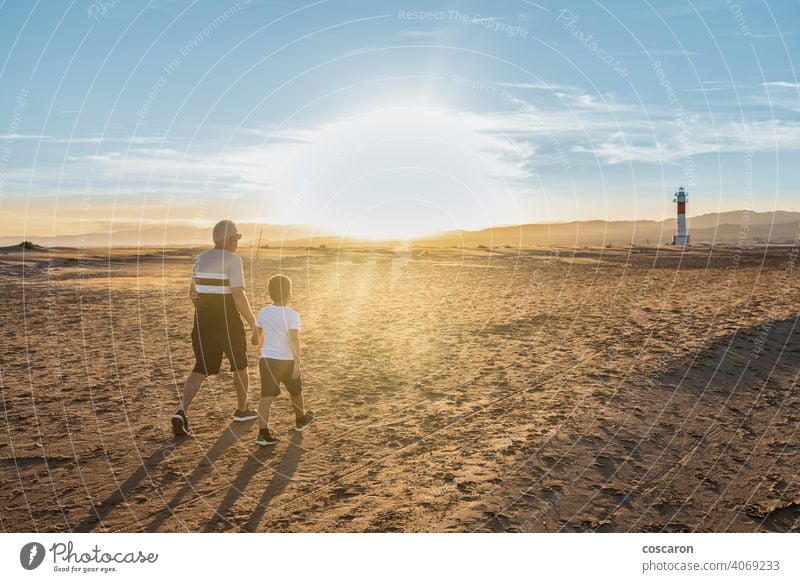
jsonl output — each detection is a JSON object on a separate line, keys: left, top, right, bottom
{"left": 289, "top": 329, "right": 301, "bottom": 378}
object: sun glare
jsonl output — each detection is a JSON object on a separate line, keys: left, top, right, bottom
{"left": 270, "top": 106, "right": 523, "bottom": 240}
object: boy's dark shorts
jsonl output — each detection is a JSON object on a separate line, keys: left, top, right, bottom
{"left": 191, "top": 313, "right": 248, "bottom": 376}
{"left": 259, "top": 358, "right": 301, "bottom": 397}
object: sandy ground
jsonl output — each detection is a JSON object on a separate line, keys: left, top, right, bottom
{"left": 1, "top": 243, "right": 799, "bottom": 532}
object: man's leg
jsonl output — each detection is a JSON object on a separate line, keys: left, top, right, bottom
{"left": 257, "top": 396, "right": 274, "bottom": 430}
{"left": 182, "top": 372, "right": 207, "bottom": 412}
{"left": 224, "top": 321, "right": 250, "bottom": 414}
{"left": 232, "top": 368, "right": 249, "bottom": 412}
{"left": 186, "top": 317, "right": 220, "bottom": 413}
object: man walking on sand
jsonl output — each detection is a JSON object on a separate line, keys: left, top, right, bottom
{"left": 172, "top": 219, "right": 259, "bottom": 436}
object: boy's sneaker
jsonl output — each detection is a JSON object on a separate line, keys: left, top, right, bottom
{"left": 255, "top": 428, "right": 278, "bottom": 446}
{"left": 171, "top": 409, "right": 190, "bottom": 437}
{"left": 295, "top": 411, "right": 316, "bottom": 432}
{"left": 233, "top": 408, "right": 258, "bottom": 422}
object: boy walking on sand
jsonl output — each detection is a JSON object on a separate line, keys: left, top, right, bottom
{"left": 253, "top": 274, "right": 315, "bottom": 446}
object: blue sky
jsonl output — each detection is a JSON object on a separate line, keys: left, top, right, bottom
{"left": 1, "top": 0, "right": 798, "bottom": 238}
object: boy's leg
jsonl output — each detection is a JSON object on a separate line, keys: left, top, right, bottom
{"left": 288, "top": 377, "right": 314, "bottom": 431}
{"left": 181, "top": 372, "right": 206, "bottom": 412}
{"left": 284, "top": 366, "right": 305, "bottom": 421}
{"left": 258, "top": 358, "right": 281, "bottom": 429}
{"left": 257, "top": 396, "right": 274, "bottom": 430}
{"left": 289, "top": 391, "right": 306, "bottom": 421}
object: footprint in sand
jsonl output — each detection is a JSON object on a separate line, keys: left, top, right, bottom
{"left": 593, "top": 455, "right": 616, "bottom": 480}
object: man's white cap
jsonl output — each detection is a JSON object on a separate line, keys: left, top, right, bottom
{"left": 212, "top": 219, "right": 239, "bottom": 245}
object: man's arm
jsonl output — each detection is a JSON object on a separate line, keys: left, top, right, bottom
{"left": 252, "top": 320, "right": 263, "bottom": 347}
{"left": 228, "top": 255, "right": 253, "bottom": 329}
{"left": 189, "top": 276, "right": 198, "bottom": 307}
{"left": 289, "top": 329, "right": 301, "bottom": 378}
{"left": 231, "top": 287, "right": 256, "bottom": 330}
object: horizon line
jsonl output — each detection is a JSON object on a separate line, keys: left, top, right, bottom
{"left": 2, "top": 206, "right": 799, "bottom": 242}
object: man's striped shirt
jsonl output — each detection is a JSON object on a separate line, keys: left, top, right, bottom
{"left": 192, "top": 248, "right": 245, "bottom": 296}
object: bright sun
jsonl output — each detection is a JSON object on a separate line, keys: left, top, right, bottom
{"left": 267, "top": 106, "right": 524, "bottom": 240}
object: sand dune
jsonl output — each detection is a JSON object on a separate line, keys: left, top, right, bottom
{"left": 0, "top": 244, "right": 798, "bottom": 532}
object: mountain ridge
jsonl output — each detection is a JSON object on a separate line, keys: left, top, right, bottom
{"left": 2, "top": 210, "right": 797, "bottom": 247}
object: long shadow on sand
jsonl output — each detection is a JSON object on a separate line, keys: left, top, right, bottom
{"left": 75, "top": 440, "right": 188, "bottom": 532}
{"left": 145, "top": 422, "right": 253, "bottom": 532}
{"left": 203, "top": 431, "right": 305, "bottom": 532}
{"left": 471, "top": 315, "right": 799, "bottom": 533}
{"left": 628, "top": 315, "right": 800, "bottom": 533}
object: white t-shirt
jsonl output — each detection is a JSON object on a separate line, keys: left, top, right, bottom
{"left": 256, "top": 305, "right": 300, "bottom": 360}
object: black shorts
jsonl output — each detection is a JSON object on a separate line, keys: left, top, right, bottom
{"left": 259, "top": 358, "right": 301, "bottom": 397}
{"left": 191, "top": 306, "right": 248, "bottom": 375}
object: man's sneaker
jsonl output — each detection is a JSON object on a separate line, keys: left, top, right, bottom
{"left": 255, "top": 428, "right": 278, "bottom": 446}
{"left": 171, "top": 409, "right": 190, "bottom": 437}
{"left": 233, "top": 408, "right": 258, "bottom": 422}
{"left": 295, "top": 411, "right": 316, "bottom": 432}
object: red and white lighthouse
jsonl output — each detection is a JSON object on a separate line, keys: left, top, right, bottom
{"left": 672, "top": 186, "right": 690, "bottom": 245}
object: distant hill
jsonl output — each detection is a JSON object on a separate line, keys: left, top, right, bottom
{"left": 0, "top": 223, "right": 324, "bottom": 248}
{"left": 415, "top": 210, "right": 800, "bottom": 247}
{"left": 687, "top": 210, "right": 798, "bottom": 229}
{"left": 0, "top": 241, "right": 49, "bottom": 253}
{"left": 2, "top": 211, "right": 798, "bottom": 248}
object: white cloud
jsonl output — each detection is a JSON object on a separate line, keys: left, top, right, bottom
{"left": 0, "top": 133, "right": 49, "bottom": 140}
{"left": 572, "top": 119, "right": 800, "bottom": 164}
{"left": 655, "top": 0, "right": 730, "bottom": 17}
{"left": 0, "top": 133, "right": 173, "bottom": 144}
{"left": 397, "top": 29, "right": 446, "bottom": 38}
{"left": 742, "top": 30, "right": 800, "bottom": 39}
{"left": 616, "top": 49, "right": 701, "bottom": 56}
{"left": 572, "top": 140, "right": 675, "bottom": 165}
{"left": 45, "top": 136, "right": 170, "bottom": 145}
{"left": 492, "top": 81, "right": 572, "bottom": 91}
{"left": 683, "top": 87, "right": 728, "bottom": 92}
{"left": 762, "top": 81, "right": 800, "bottom": 89}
